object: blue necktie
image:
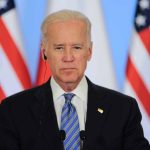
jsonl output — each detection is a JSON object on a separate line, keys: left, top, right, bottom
{"left": 61, "top": 93, "right": 80, "bottom": 150}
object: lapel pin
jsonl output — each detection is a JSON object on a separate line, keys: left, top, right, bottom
{"left": 97, "top": 108, "right": 104, "bottom": 114}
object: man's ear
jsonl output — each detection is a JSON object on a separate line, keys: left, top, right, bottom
{"left": 41, "top": 42, "right": 47, "bottom": 60}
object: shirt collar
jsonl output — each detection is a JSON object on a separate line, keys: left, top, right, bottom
{"left": 50, "top": 76, "right": 88, "bottom": 102}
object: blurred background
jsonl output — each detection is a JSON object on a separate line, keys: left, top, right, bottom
{"left": 0, "top": 0, "right": 150, "bottom": 140}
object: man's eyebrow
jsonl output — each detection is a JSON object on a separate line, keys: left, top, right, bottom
{"left": 53, "top": 44, "right": 65, "bottom": 47}
{"left": 72, "top": 44, "right": 84, "bottom": 46}
{"left": 53, "top": 43, "right": 84, "bottom": 47}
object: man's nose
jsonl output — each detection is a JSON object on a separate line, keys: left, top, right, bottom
{"left": 63, "top": 48, "right": 74, "bottom": 62}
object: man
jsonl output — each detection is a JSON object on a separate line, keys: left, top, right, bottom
{"left": 0, "top": 9, "right": 149, "bottom": 150}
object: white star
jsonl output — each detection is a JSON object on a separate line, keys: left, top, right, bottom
{"left": 135, "top": 14, "right": 146, "bottom": 26}
{"left": 0, "top": 0, "right": 7, "bottom": 9}
{"left": 139, "top": 0, "right": 149, "bottom": 10}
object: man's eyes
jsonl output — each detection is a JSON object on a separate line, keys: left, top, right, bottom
{"left": 73, "top": 46, "right": 82, "bottom": 50}
{"left": 54, "top": 46, "right": 83, "bottom": 51}
{"left": 55, "top": 47, "right": 64, "bottom": 50}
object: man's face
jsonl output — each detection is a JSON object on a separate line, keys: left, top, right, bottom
{"left": 43, "top": 20, "right": 92, "bottom": 90}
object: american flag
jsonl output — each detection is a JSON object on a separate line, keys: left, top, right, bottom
{"left": 124, "top": 0, "right": 150, "bottom": 140}
{"left": 0, "top": 0, "right": 31, "bottom": 102}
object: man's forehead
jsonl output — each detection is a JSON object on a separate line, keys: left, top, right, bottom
{"left": 53, "top": 43, "right": 84, "bottom": 46}
{"left": 47, "top": 19, "right": 86, "bottom": 29}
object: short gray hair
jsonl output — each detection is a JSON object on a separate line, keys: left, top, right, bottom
{"left": 41, "top": 9, "right": 91, "bottom": 43}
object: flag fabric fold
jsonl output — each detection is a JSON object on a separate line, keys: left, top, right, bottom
{"left": 0, "top": 0, "right": 31, "bottom": 102}
{"left": 124, "top": 0, "right": 150, "bottom": 140}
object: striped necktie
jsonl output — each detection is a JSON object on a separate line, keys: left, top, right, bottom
{"left": 61, "top": 93, "right": 80, "bottom": 150}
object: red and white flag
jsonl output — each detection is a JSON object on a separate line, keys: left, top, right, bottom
{"left": 36, "top": 0, "right": 117, "bottom": 89}
{"left": 124, "top": 0, "right": 150, "bottom": 140}
{"left": 0, "top": 0, "right": 31, "bottom": 102}
{"left": 36, "top": 53, "right": 51, "bottom": 85}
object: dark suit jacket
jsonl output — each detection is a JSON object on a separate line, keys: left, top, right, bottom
{"left": 0, "top": 78, "right": 149, "bottom": 150}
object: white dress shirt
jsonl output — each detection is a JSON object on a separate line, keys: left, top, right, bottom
{"left": 50, "top": 76, "right": 88, "bottom": 131}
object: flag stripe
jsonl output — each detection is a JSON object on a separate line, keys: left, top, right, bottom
{"left": 0, "top": 18, "right": 31, "bottom": 89}
{"left": 124, "top": 80, "right": 150, "bottom": 139}
{"left": 2, "top": 10, "right": 26, "bottom": 58}
{"left": 0, "top": 86, "right": 5, "bottom": 102}
{"left": 139, "top": 28, "right": 150, "bottom": 55}
{"left": 126, "top": 57, "right": 150, "bottom": 116}
{"left": 0, "top": 46, "right": 24, "bottom": 96}
{"left": 130, "top": 30, "right": 150, "bottom": 91}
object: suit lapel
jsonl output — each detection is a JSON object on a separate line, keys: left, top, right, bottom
{"left": 85, "top": 79, "right": 112, "bottom": 148}
{"left": 29, "top": 80, "right": 62, "bottom": 148}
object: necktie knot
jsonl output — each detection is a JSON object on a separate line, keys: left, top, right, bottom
{"left": 64, "top": 93, "right": 75, "bottom": 103}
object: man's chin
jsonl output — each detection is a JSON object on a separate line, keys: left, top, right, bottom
{"left": 54, "top": 75, "right": 82, "bottom": 91}
{"left": 60, "top": 75, "right": 80, "bottom": 83}
{"left": 61, "top": 78, "right": 77, "bottom": 83}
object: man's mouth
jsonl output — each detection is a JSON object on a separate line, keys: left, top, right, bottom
{"left": 61, "top": 68, "right": 76, "bottom": 71}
